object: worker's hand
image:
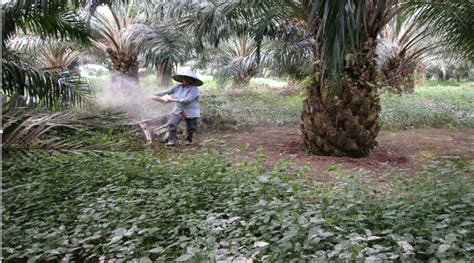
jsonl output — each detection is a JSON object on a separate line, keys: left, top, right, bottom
{"left": 150, "top": 94, "right": 162, "bottom": 101}
{"left": 161, "top": 94, "right": 172, "bottom": 102}
{"left": 151, "top": 94, "right": 172, "bottom": 102}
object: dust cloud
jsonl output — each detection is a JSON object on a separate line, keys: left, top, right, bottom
{"left": 93, "top": 74, "right": 171, "bottom": 123}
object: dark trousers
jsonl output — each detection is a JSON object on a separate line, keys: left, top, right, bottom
{"left": 168, "top": 114, "right": 198, "bottom": 142}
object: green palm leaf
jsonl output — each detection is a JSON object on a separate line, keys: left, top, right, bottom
{"left": 2, "top": 2, "right": 91, "bottom": 46}
{"left": 211, "top": 35, "right": 259, "bottom": 84}
{"left": 2, "top": 54, "right": 93, "bottom": 110}
{"left": 122, "top": 23, "right": 190, "bottom": 69}
{"left": 262, "top": 23, "right": 314, "bottom": 78}
{"left": 403, "top": 0, "right": 474, "bottom": 60}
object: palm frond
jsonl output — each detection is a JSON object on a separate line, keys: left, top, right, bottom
{"left": 7, "top": 35, "right": 87, "bottom": 69}
{"left": 17, "top": 10, "right": 91, "bottom": 45}
{"left": 310, "top": 0, "right": 397, "bottom": 96}
{"left": 2, "top": 110, "right": 79, "bottom": 150}
{"left": 403, "top": 0, "right": 474, "bottom": 60}
{"left": 212, "top": 34, "right": 259, "bottom": 83}
{"left": 2, "top": 2, "right": 92, "bottom": 46}
{"left": 2, "top": 54, "right": 93, "bottom": 110}
{"left": 122, "top": 23, "right": 191, "bottom": 68}
{"left": 159, "top": 0, "right": 301, "bottom": 48}
{"left": 6, "top": 35, "right": 60, "bottom": 53}
{"left": 2, "top": 109, "right": 133, "bottom": 158}
{"left": 263, "top": 34, "right": 314, "bottom": 78}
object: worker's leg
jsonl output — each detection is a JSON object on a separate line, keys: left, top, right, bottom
{"left": 167, "top": 114, "right": 182, "bottom": 146}
{"left": 184, "top": 118, "right": 198, "bottom": 145}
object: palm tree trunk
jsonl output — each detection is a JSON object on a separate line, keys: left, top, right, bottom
{"left": 234, "top": 68, "right": 257, "bottom": 85}
{"left": 155, "top": 62, "right": 173, "bottom": 87}
{"left": 300, "top": 0, "right": 398, "bottom": 157}
{"left": 106, "top": 48, "right": 139, "bottom": 92}
{"left": 301, "top": 43, "right": 381, "bottom": 157}
{"left": 382, "top": 57, "right": 416, "bottom": 94}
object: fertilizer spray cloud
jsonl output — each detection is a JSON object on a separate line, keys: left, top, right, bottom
{"left": 95, "top": 74, "right": 171, "bottom": 122}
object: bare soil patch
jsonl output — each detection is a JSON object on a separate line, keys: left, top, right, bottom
{"left": 194, "top": 127, "right": 474, "bottom": 182}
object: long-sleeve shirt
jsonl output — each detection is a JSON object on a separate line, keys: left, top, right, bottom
{"left": 157, "top": 84, "right": 201, "bottom": 118}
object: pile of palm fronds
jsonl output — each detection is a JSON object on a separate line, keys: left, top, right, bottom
{"left": 2, "top": 109, "right": 139, "bottom": 159}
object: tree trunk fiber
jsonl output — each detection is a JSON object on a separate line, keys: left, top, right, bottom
{"left": 233, "top": 68, "right": 257, "bottom": 85}
{"left": 382, "top": 56, "right": 416, "bottom": 94}
{"left": 155, "top": 62, "right": 173, "bottom": 87}
{"left": 301, "top": 46, "right": 381, "bottom": 157}
{"left": 106, "top": 49, "right": 140, "bottom": 92}
{"left": 300, "top": 0, "right": 396, "bottom": 157}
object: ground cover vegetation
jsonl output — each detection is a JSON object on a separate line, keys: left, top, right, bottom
{"left": 3, "top": 151, "right": 473, "bottom": 262}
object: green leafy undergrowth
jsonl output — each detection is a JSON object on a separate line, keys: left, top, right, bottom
{"left": 3, "top": 152, "right": 473, "bottom": 262}
{"left": 380, "top": 83, "right": 474, "bottom": 129}
{"left": 200, "top": 89, "right": 304, "bottom": 130}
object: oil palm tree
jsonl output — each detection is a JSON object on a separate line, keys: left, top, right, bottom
{"left": 303, "top": 0, "right": 473, "bottom": 156}
{"left": 212, "top": 34, "right": 260, "bottom": 84}
{"left": 142, "top": 0, "right": 474, "bottom": 157}
{"left": 122, "top": 22, "right": 191, "bottom": 87}
{"left": 118, "top": 0, "right": 192, "bottom": 86}
{"left": 90, "top": 2, "right": 142, "bottom": 92}
{"left": 6, "top": 36, "right": 92, "bottom": 108}
{"left": 2, "top": 0, "right": 93, "bottom": 109}
{"left": 299, "top": 1, "right": 399, "bottom": 157}
{"left": 279, "top": 0, "right": 472, "bottom": 157}
{"left": 376, "top": 15, "right": 435, "bottom": 94}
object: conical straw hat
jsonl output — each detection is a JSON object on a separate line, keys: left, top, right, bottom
{"left": 172, "top": 69, "right": 203, "bottom": 86}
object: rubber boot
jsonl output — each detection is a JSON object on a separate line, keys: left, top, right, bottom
{"left": 167, "top": 130, "right": 177, "bottom": 146}
{"left": 185, "top": 132, "right": 193, "bottom": 146}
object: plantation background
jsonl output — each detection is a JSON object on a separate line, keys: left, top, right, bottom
{"left": 2, "top": 0, "right": 474, "bottom": 262}
{"left": 3, "top": 76, "right": 474, "bottom": 262}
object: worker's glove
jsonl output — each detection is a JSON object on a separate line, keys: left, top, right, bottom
{"left": 178, "top": 111, "right": 187, "bottom": 119}
{"left": 161, "top": 94, "right": 172, "bottom": 102}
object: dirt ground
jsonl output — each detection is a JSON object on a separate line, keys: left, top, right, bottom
{"left": 188, "top": 127, "right": 474, "bottom": 182}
